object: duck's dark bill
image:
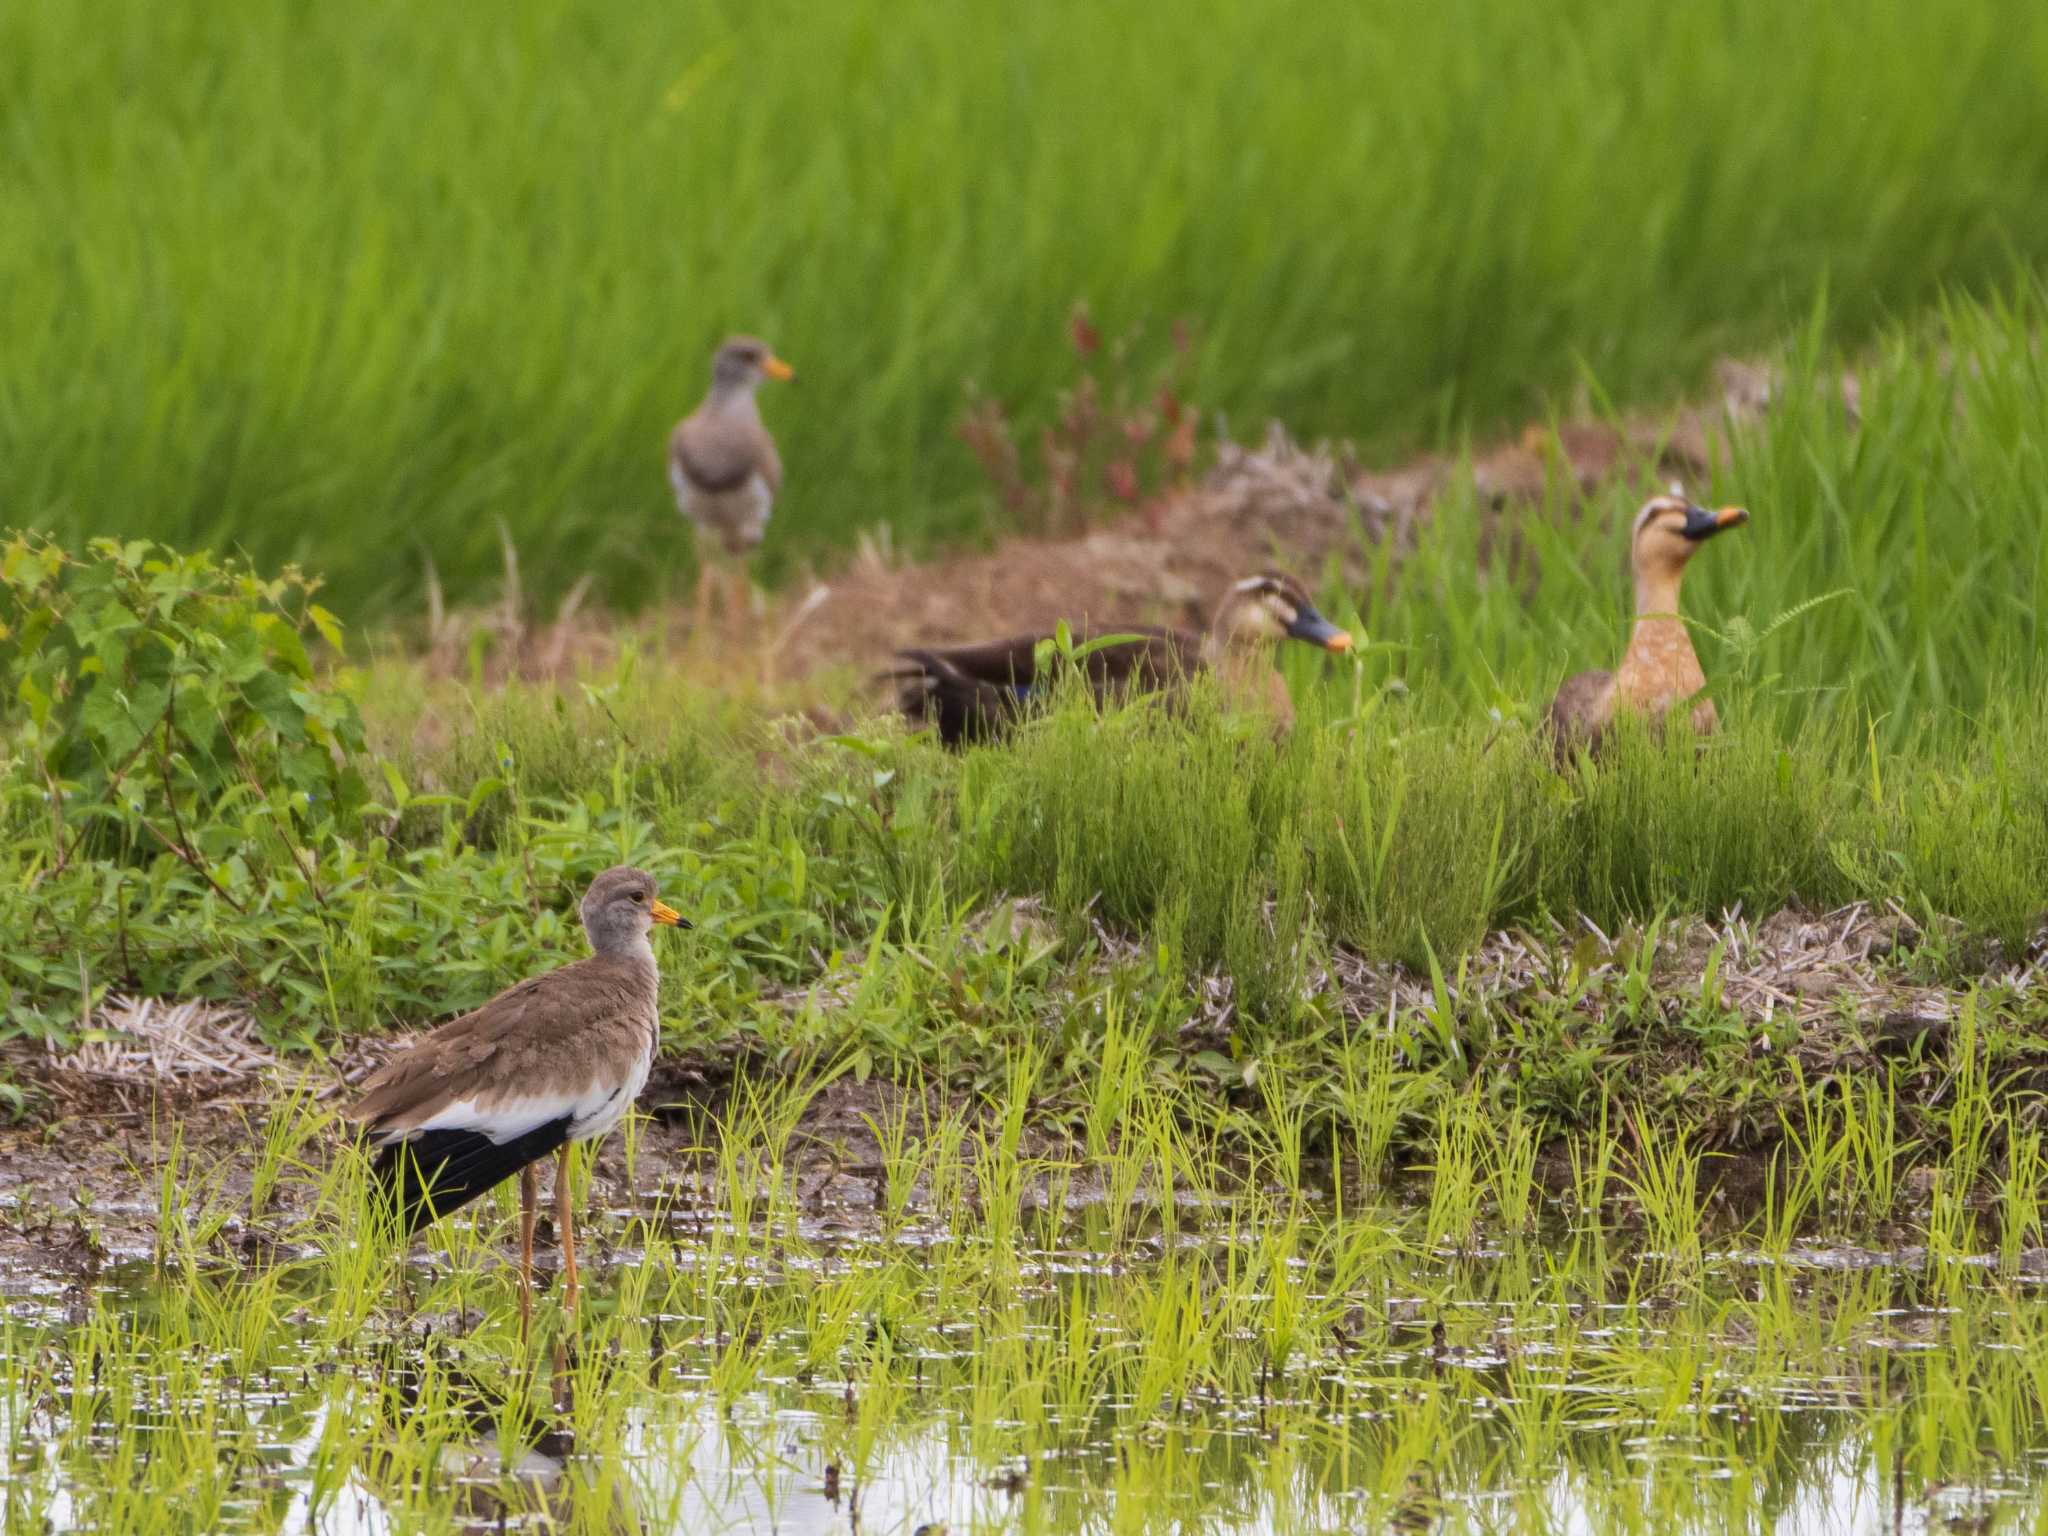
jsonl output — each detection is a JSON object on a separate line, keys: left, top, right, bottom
{"left": 1681, "top": 505, "right": 1749, "bottom": 540}
{"left": 1287, "top": 607, "right": 1354, "bottom": 652}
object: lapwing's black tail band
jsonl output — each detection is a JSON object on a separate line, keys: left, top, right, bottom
{"left": 371, "top": 1118, "right": 573, "bottom": 1233}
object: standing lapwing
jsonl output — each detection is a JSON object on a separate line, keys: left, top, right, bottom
{"left": 888, "top": 572, "right": 1353, "bottom": 746}
{"left": 1547, "top": 494, "right": 1749, "bottom": 761}
{"left": 668, "top": 335, "right": 794, "bottom": 631}
{"left": 346, "top": 865, "right": 685, "bottom": 1328}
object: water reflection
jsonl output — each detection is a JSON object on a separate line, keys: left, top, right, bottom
{"left": 7, "top": 1224, "right": 2048, "bottom": 1533}
{"left": 270, "top": 1342, "right": 644, "bottom": 1535}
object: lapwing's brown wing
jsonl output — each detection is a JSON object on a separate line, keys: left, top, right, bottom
{"left": 348, "top": 952, "right": 654, "bottom": 1231}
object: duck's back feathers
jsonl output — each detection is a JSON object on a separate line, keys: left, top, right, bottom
{"left": 1546, "top": 668, "right": 1615, "bottom": 762}
{"left": 889, "top": 645, "right": 1024, "bottom": 747}
{"left": 890, "top": 627, "right": 1199, "bottom": 747}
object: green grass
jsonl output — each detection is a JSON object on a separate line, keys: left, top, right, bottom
{"left": 6, "top": 0, "right": 2048, "bottom": 613}
{"left": 8, "top": 16, "right": 2048, "bottom": 1525}
{"left": 9, "top": 651, "right": 2048, "bottom": 1150}
{"left": 5, "top": 283, "right": 2047, "bottom": 1149}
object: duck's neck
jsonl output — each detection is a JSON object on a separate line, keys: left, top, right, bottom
{"left": 1202, "top": 632, "right": 1263, "bottom": 682}
{"left": 1200, "top": 598, "right": 1257, "bottom": 667}
{"left": 1618, "top": 565, "right": 1704, "bottom": 699}
{"left": 1200, "top": 627, "right": 1288, "bottom": 716}
{"left": 1632, "top": 565, "right": 1687, "bottom": 628}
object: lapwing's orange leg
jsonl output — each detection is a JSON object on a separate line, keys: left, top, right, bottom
{"left": 552, "top": 1337, "right": 574, "bottom": 1413}
{"left": 518, "top": 1163, "right": 540, "bottom": 1337}
{"left": 556, "top": 1144, "right": 580, "bottom": 1314}
{"left": 693, "top": 563, "right": 716, "bottom": 645}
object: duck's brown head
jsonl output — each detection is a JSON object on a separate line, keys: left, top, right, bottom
{"left": 1212, "top": 573, "right": 1353, "bottom": 652}
{"left": 711, "top": 334, "right": 796, "bottom": 392}
{"left": 1630, "top": 494, "right": 1749, "bottom": 581}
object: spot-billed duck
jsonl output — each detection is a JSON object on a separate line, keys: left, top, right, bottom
{"left": 1547, "top": 494, "right": 1749, "bottom": 760}
{"left": 891, "top": 572, "right": 1353, "bottom": 747}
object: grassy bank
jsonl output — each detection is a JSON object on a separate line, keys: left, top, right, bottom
{"left": 6, "top": 0, "right": 2048, "bottom": 612}
{"left": 6, "top": 661, "right": 2047, "bottom": 1145}
{"left": 4, "top": 280, "right": 2047, "bottom": 1150}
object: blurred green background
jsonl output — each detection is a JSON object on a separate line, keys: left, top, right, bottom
{"left": 5, "top": 0, "right": 2048, "bottom": 616}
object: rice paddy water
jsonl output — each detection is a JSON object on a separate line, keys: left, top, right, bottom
{"left": 8, "top": 1057, "right": 2048, "bottom": 1533}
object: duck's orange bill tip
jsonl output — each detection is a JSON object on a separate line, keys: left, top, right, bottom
{"left": 1716, "top": 506, "right": 1750, "bottom": 527}
{"left": 650, "top": 900, "right": 684, "bottom": 927}
{"left": 1324, "top": 631, "right": 1355, "bottom": 654}
{"left": 762, "top": 355, "right": 795, "bottom": 382}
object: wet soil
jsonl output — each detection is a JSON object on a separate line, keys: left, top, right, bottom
{"left": 0, "top": 1066, "right": 1007, "bottom": 1291}
{"left": 5, "top": 889, "right": 2041, "bottom": 1289}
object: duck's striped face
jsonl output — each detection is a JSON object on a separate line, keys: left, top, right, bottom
{"left": 1631, "top": 495, "right": 1750, "bottom": 575}
{"left": 1223, "top": 575, "right": 1354, "bottom": 652}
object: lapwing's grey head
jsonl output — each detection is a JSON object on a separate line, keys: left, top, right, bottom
{"left": 711, "top": 334, "right": 795, "bottom": 392}
{"left": 581, "top": 865, "right": 685, "bottom": 954}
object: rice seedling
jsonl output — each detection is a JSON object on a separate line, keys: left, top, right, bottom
{"left": 1618, "top": 1121, "right": 1708, "bottom": 1276}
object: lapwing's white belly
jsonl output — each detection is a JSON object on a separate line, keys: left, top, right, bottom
{"left": 568, "top": 1042, "right": 653, "bottom": 1144}
{"left": 394, "top": 1033, "right": 656, "bottom": 1150}
{"left": 671, "top": 468, "right": 774, "bottom": 555}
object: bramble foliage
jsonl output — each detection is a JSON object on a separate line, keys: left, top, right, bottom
{"left": 956, "top": 308, "right": 1207, "bottom": 537}
{"left": 0, "top": 534, "right": 368, "bottom": 847}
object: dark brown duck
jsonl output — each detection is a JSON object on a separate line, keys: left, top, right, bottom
{"left": 889, "top": 572, "right": 1353, "bottom": 747}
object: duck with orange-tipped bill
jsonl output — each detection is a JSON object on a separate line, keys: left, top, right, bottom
{"left": 1547, "top": 494, "right": 1749, "bottom": 761}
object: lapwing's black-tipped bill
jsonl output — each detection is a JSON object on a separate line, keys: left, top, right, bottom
{"left": 1681, "top": 504, "right": 1749, "bottom": 541}
{"left": 1286, "top": 604, "right": 1354, "bottom": 653}
{"left": 651, "top": 899, "right": 689, "bottom": 929}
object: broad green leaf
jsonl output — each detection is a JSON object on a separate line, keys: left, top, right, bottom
{"left": 307, "top": 604, "right": 345, "bottom": 651}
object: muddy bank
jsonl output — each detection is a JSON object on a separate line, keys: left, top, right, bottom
{"left": 4, "top": 895, "right": 2040, "bottom": 1294}
{"left": 412, "top": 357, "right": 1837, "bottom": 689}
